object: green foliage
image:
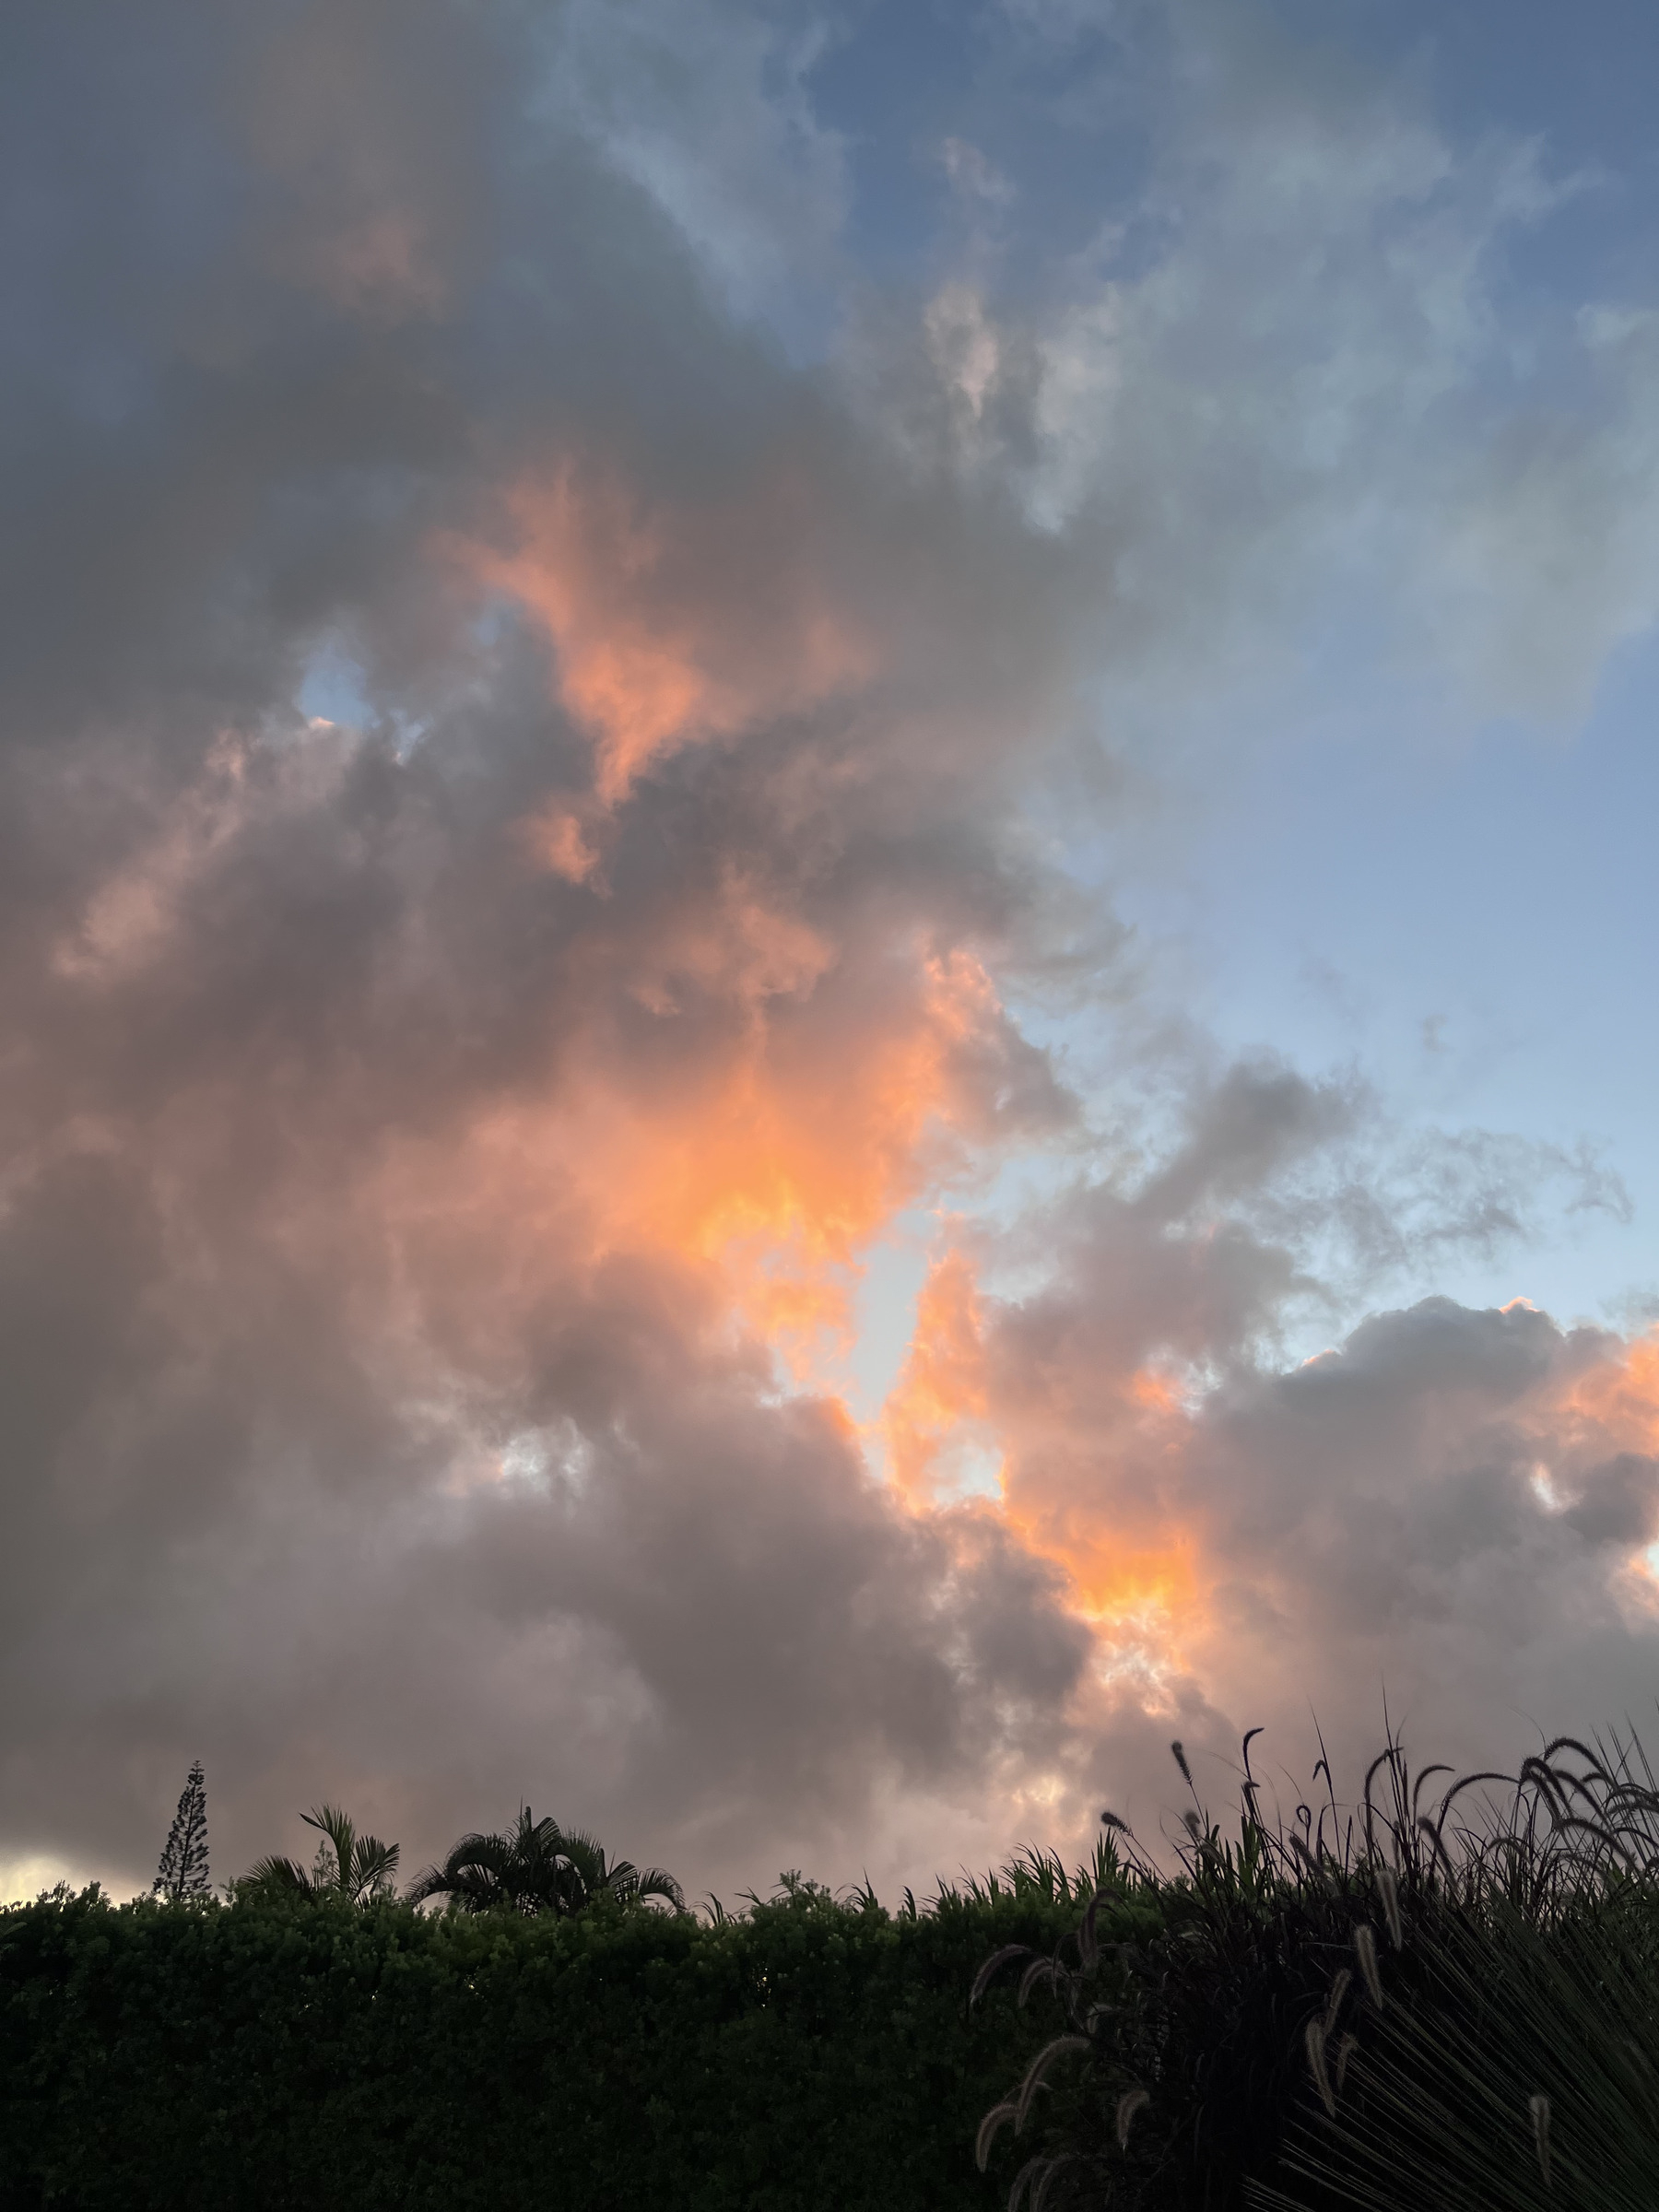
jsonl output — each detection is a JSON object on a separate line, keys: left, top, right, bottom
{"left": 237, "top": 1803, "right": 401, "bottom": 1905}
{"left": 0, "top": 1872, "right": 1088, "bottom": 2211}
{"left": 18, "top": 1731, "right": 1659, "bottom": 2210}
{"left": 407, "top": 1806, "right": 684, "bottom": 1916}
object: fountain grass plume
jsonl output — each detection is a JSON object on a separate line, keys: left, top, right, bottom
{"left": 972, "top": 1720, "right": 1659, "bottom": 2211}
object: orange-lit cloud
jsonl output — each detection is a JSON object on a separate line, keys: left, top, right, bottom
{"left": 883, "top": 1251, "right": 993, "bottom": 1502}
{"left": 452, "top": 938, "right": 1050, "bottom": 1381}
{"left": 879, "top": 1237, "right": 1206, "bottom": 1685}
{"left": 1546, "top": 1324, "right": 1659, "bottom": 1460}
{"left": 463, "top": 462, "right": 876, "bottom": 805}
{"left": 15, "top": 0, "right": 1659, "bottom": 1924}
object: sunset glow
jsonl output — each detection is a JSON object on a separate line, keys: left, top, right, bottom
{"left": 10, "top": 0, "right": 1659, "bottom": 1913}
{"left": 468, "top": 464, "right": 876, "bottom": 805}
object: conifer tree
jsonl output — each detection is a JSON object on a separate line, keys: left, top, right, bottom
{"left": 154, "top": 1759, "right": 209, "bottom": 1901}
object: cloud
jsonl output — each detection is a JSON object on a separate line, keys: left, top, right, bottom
{"left": 940, "top": 138, "right": 1016, "bottom": 210}
{"left": 539, "top": 0, "right": 852, "bottom": 336}
{"left": 5, "top": 0, "right": 1659, "bottom": 1908}
{"left": 869, "top": 0, "right": 1659, "bottom": 732}
{"left": 888, "top": 1194, "right": 1659, "bottom": 1839}
{"left": 0, "top": 0, "right": 1094, "bottom": 1897}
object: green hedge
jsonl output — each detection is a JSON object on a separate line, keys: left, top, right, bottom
{"left": 0, "top": 1879, "right": 1115, "bottom": 2211}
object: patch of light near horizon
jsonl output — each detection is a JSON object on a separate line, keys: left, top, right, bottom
{"left": 0, "top": 1851, "right": 124, "bottom": 1907}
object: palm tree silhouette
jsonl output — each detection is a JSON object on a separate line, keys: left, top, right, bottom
{"left": 408, "top": 1807, "right": 682, "bottom": 1915}
{"left": 240, "top": 1805, "right": 401, "bottom": 1903}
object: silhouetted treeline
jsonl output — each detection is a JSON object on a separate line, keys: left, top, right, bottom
{"left": 0, "top": 1871, "right": 1088, "bottom": 2211}
{"left": 13, "top": 1728, "right": 1659, "bottom": 2210}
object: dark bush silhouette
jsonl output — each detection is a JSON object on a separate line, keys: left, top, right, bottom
{"left": 408, "top": 1806, "right": 682, "bottom": 1916}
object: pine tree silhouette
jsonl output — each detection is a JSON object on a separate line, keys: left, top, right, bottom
{"left": 154, "top": 1759, "right": 209, "bottom": 1900}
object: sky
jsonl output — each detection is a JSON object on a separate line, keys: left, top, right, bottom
{"left": 6, "top": 0, "right": 1659, "bottom": 1906}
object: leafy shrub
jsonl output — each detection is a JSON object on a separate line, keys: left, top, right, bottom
{"left": 0, "top": 1868, "right": 1089, "bottom": 2211}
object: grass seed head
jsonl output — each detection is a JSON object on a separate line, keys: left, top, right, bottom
{"left": 1354, "top": 1922, "right": 1384, "bottom": 2007}
{"left": 1305, "top": 2018, "right": 1336, "bottom": 2118}
{"left": 1018, "top": 1955, "right": 1066, "bottom": 2008}
{"left": 1032, "top": 2156, "right": 1079, "bottom": 2212}
{"left": 1115, "top": 2087, "right": 1150, "bottom": 2149}
{"left": 1015, "top": 2036, "right": 1092, "bottom": 2134}
{"left": 1376, "top": 1863, "right": 1403, "bottom": 1948}
{"left": 976, "top": 2100, "right": 1018, "bottom": 2172}
{"left": 1008, "top": 2152, "right": 1045, "bottom": 2212}
{"left": 971, "top": 1944, "right": 1033, "bottom": 2011}
{"left": 1529, "top": 2092, "right": 1551, "bottom": 2188}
